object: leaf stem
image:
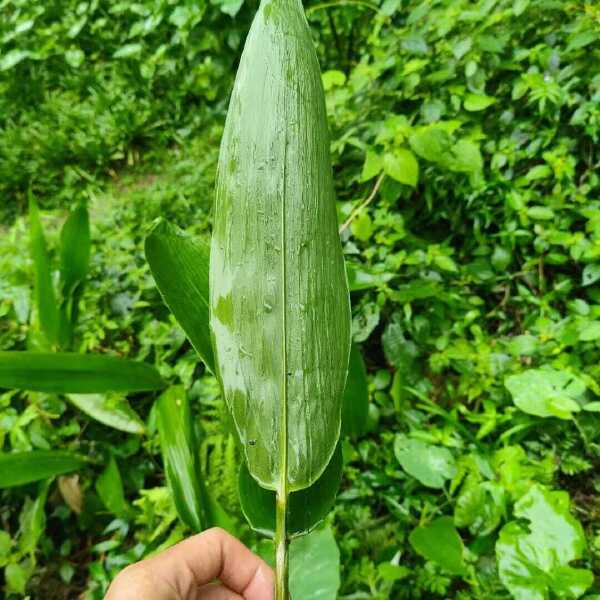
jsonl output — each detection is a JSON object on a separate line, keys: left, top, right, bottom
{"left": 275, "top": 489, "right": 289, "bottom": 599}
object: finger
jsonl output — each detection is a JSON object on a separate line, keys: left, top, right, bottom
{"left": 197, "top": 583, "right": 242, "bottom": 599}
{"left": 143, "top": 527, "right": 274, "bottom": 600}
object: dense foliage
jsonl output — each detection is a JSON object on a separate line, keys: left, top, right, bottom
{"left": 1, "top": 0, "right": 600, "bottom": 598}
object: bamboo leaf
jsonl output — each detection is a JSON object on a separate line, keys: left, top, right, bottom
{"left": 239, "top": 444, "right": 343, "bottom": 538}
{"left": 156, "top": 386, "right": 232, "bottom": 532}
{"left": 210, "top": 0, "right": 351, "bottom": 496}
{"left": 341, "top": 345, "right": 369, "bottom": 438}
{"left": 0, "top": 451, "right": 86, "bottom": 488}
{"left": 0, "top": 351, "right": 164, "bottom": 394}
{"left": 58, "top": 203, "right": 91, "bottom": 347}
{"left": 67, "top": 393, "right": 145, "bottom": 434}
{"left": 59, "top": 203, "right": 91, "bottom": 298}
{"left": 145, "top": 219, "right": 215, "bottom": 372}
{"left": 29, "top": 196, "right": 60, "bottom": 347}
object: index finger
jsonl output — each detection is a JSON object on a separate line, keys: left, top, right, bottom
{"left": 143, "top": 527, "right": 274, "bottom": 600}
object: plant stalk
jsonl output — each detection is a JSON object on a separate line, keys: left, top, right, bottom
{"left": 275, "top": 489, "right": 289, "bottom": 599}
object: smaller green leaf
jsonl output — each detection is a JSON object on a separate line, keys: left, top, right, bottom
{"left": 409, "top": 516, "right": 466, "bottom": 575}
{"left": 29, "top": 196, "right": 60, "bottom": 347}
{"left": 96, "top": 456, "right": 127, "bottom": 516}
{"left": 19, "top": 480, "right": 50, "bottom": 556}
{"left": 505, "top": 368, "right": 585, "bottom": 419}
{"left": 239, "top": 444, "right": 343, "bottom": 537}
{"left": 157, "top": 386, "right": 231, "bottom": 532}
{"left": 0, "top": 351, "right": 164, "bottom": 394}
{"left": 464, "top": 93, "right": 496, "bottom": 111}
{"left": 383, "top": 149, "right": 419, "bottom": 187}
{"left": 290, "top": 527, "right": 341, "bottom": 600}
{"left": 113, "top": 43, "right": 142, "bottom": 58}
{"left": 361, "top": 150, "right": 383, "bottom": 182}
{"left": 394, "top": 434, "right": 456, "bottom": 488}
{"left": 341, "top": 345, "right": 369, "bottom": 438}
{"left": 0, "top": 451, "right": 85, "bottom": 488}
{"left": 67, "top": 393, "right": 145, "bottom": 434}
{"left": 409, "top": 126, "right": 452, "bottom": 163}
{"left": 582, "top": 264, "right": 600, "bottom": 287}
{"left": 145, "top": 219, "right": 214, "bottom": 372}
{"left": 59, "top": 203, "right": 90, "bottom": 298}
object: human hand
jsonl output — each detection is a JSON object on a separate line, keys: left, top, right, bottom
{"left": 104, "top": 527, "right": 274, "bottom": 600}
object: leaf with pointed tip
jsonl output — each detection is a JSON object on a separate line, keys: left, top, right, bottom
{"left": 59, "top": 203, "right": 91, "bottom": 299}
{"left": 239, "top": 444, "right": 343, "bottom": 538}
{"left": 341, "top": 345, "right": 369, "bottom": 438}
{"left": 157, "top": 386, "right": 233, "bottom": 533}
{"left": 96, "top": 455, "right": 128, "bottom": 516}
{"left": 0, "top": 451, "right": 86, "bottom": 488}
{"left": 145, "top": 219, "right": 214, "bottom": 373}
{"left": 29, "top": 196, "right": 60, "bottom": 347}
{"left": 210, "top": 0, "right": 351, "bottom": 493}
{"left": 0, "top": 351, "right": 164, "bottom": 394}
{"left": 58, "top": 203, "right": 91, "bottom": 347}
{"left": 67, "top": 393, "right": 145, "bottom": 434}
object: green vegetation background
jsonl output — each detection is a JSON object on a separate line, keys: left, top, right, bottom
{"left": 1, "top": 0, "right": 600, "bottom": 597}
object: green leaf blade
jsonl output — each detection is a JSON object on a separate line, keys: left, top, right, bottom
{"left": 210, "top": 0, "right": 351, "bottom": 493}
{"left": 145, "top": 219, "right": 215, "bottom": 373}
{"left": 0, "top": 351, "right": 164, "bottom": 394}
{"left": 0, "top": 451, "right": 85, "bottom": 488}
{"left": 29, "top": 196, "right": 60, "bottom": 347}
{"left": 239, "top": 444, "right": 343, "bottom": 538}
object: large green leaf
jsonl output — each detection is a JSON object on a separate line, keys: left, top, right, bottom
{"left": 239, "top": 444, "right": 343, "bottom": 538}
{"left": 29, "top": 196, "right": 60, "bottom": 347}
{"left": 66, "top": 393, "right": 145, "bottom": 434}
{"left": 341, "top": 345, "right": 369, "bottom": 438}
{"left": 409, "top": 516, "right": 467, "bottom": 576}
{"left": 0, "top": 351, "right": 164, "bottom": 394}
{"left": 505, "top": 367, "right": 586, "bottom": 419}
{"left": 156, "top": 386, "right": 232, "bottom": 533}
{"left": 0, "top": 451, "right": 86, "bottom": 488}
{"left": 145, "top": 219, "right": 214, "bottom": 372}
{"left": 210, "top": 0, "right": 351, "bottom": 494}
{"left": 496, "top": 485, "right": 593, "bottom": 599}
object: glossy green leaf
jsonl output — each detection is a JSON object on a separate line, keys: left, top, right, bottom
{"left": 210, "top": 0, "right": 351, "bottom": 493}
{"left": 289, "top": 527, "right": 340, "bottom": 600}
{"left": 96, "top": 455, "right": 127, "bottom": 516}
{"left": 58, "top": 203, "right": 90, "bottom": 347}
{"left": 0, "top": 451, "right": 86, "bottom": 488}
{"left": 0, "top": 351, "right": 164, "bottom": 394}
{"left": 145, "top": 219, "right": 214, "bottom": 372}
{"left": 59, "top": 203, "right": 90, "bottom": 298}
{"left": 394, "top": 434, "right": 456, "bottom": 488}
{"left": 505, "top": 367, "right": 585, "bottom": 419}
{"left": 409, "top": 516, "right": 467, "bottom": 575}
{"left": 67, "top": 393, "right": 145, "bottom": 434}
{"left": 496, "top": 485, "right": 593, "bottom": 599}
{"left": 156, "top": 386, "right": 233, "bottom": 533}
{"left": 341, "top": 345, "right": 369, "bottom": 438}
{"left": 239, "top": 444, "right": 343, "bottom": 538}
{"left": 29, "top": 196, "right": 60, "bottom": 347}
